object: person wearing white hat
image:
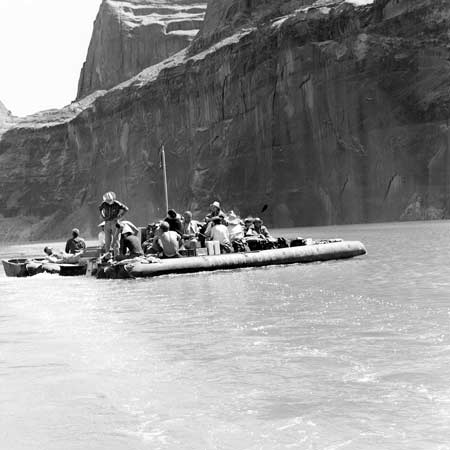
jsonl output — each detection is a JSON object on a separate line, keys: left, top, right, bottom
{"left": 98, "top": 191, "right": 129, "bottom": 256}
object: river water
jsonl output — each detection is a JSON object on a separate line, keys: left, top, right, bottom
{"left": 0, "top": 221, "right": 449, "bottom": 450}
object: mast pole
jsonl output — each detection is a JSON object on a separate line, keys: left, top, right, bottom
{"left": 161, "top": 144, "right": 169, "bottom": 213}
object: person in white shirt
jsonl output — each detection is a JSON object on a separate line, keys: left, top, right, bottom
{"left": 209, "top": 217, "right": 232, "bottom": 253}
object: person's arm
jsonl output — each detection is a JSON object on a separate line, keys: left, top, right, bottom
{"left": 99, "top": 202, "right": 106, "bottom": 219}
{"left": 65, "top": 240, "right": 70, "bottom": 253}
{"left": 117, "top": 202, "right": 129, "bottom": 219}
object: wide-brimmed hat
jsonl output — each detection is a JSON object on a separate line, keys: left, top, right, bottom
{"left": 244, "top": 217, "right": 254, "bottom": 223}
{"left": 210, "top": 201, "right": 220, "bottom": 209}
{"left": 253, "top": 217, "right": 263, "bottom": 223}
{"left": 98, "top": 221, "right": 105, "bottom": 227}
{"left": 72, "top": 228, "right": 80, "bottom": 235}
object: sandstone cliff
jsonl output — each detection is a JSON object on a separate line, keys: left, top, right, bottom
{"left": 1, "top": 0, "right": 450, "bottom": 241}
{"left": 77, "top": 0, "right": 207, "bottom": 99}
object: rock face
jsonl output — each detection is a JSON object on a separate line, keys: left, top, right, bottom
{"left": 1, "top": 0, "right": 450, "bottom": 240}
{"left": 77, "top": 0, "right": 208, "bottom": 99}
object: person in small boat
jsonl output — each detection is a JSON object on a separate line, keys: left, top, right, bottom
{"left": 115, "top": 225, "right": 144, "bottom": 260}
{"left": 165, "top": 209, "right": 183, "bottom": 236}
{"left": 157, "top": 221, "right": 181, "bottom": 258}
{"left": 181, "top": 211, "right": 199, "bottom": 250}
{"left": 43, "top": 246, "right": 81, "bottom": 264}
{"left": 65, "top": 228, "right": 86, "bottom": 254}
{"left": 208, "top": 216, "right": 232, "bottom": 254}
{"left": 99, "top": 191, "right": 129, "bottom": 256}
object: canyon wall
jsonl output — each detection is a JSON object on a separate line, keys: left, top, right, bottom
{"left": 1, "top": 0, "right": 450, "bottom": 240}
{"left": 77, "top": 0, "right": 207, "bottom": 99}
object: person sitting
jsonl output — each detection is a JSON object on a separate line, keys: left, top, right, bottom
{"left": 226, "top": 212, "right": 248, "bottom": 252}
{"left": 65, "top": 228, "right": 86, "bottom": 254}
{"left": 209, "top": 216, "right": 232, "bottom": 254}
{"left": 43, "top": 246, "right": 81, "bottom": 264}
{"left": 115, "top": 226, "right": 144, "bottom": 260}
{"left": 157, "top": 221, "right": 181, "bottom": 258}
{"left": 253, "top": 218, "right": 272, "bottom": 239}
{"left": 243, "top": 217, "right": 257, "bottom": 237}
{"left": 142, "top": 222, "right": 159, "bottom": 254}
{"left": 181, "top": 211, "right": 199, "bottom": 250}
{"left": 253, "top": 217, "right": 278, "bottom": 249}
{"left": 165, "top": 209, "right": 183, "bottom": 235}
{"left": 201, "top": 201, "right": 225, "bottom": 244}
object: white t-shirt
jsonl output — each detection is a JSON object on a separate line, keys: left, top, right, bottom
{"left": 210, "top": 224, "right": 230, "bottom": 244}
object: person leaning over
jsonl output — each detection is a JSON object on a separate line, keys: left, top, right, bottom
{"left": 98, "top": 191, "right": 128, "bottom": 256}
{"left": 115, "top": 225, "right": 144, "bottom": 260}
{"left": 65, "top": 228, "right": 86, "bottom": 254}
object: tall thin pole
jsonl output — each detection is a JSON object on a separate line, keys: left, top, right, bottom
{"left": 161, "top": 144, "right": 169, "bottom": 213}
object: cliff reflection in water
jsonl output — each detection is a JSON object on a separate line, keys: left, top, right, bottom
{"left": 1, "top": 221, "right": 449, "bottom": 450}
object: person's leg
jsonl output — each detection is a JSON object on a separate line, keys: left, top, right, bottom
{"left": 104, "top": 221, "right": 113, "bottom": 253}
{"left": 111, "top": 221, "right": 120, "bottom": 256}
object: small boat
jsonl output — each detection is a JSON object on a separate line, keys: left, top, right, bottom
{"left": 98, "top": 240, "right": 367, "bottom": 279}
{"left": 2, "top": 259, "right": 87, "bottom": 278}
{"left": 2, "top": 258, "right": 33, "bottom": 277}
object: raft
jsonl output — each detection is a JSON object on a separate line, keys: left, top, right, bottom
{"left": 105, "top": 240, "right": 366, "bottom": 279}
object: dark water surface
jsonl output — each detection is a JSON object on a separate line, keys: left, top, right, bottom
{"left": 1, "top": 221, "right": 449, "bottom": 450}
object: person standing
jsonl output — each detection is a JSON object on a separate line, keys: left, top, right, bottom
{"left": 65, "top": 228, "right": 86, "bottom": 254}
{"left": 98, "top": 191, "right": 128, "bottom": 256}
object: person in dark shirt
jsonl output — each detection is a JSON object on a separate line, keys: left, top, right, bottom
{"left": 116, "top": 229, "right": 144, "bottom": 260}
{"left": 65, "top": 228, "right": 86, "bottom": 254}
{"left": 98, "top": 191, "right": 129, "bottom": 256}
{"left": 165, "top": 209, "right": 183, "bottom": 235}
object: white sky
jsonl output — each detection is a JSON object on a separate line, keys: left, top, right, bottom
{"left": 0, "top": 0, "right": 102, "bottom": 117}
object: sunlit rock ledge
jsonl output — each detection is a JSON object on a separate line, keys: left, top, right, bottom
{"left": 1, "top": 0, "right": 450, "bottom": 242}
{"left": 77, "top": 0, "right": 208, "bottom": 99}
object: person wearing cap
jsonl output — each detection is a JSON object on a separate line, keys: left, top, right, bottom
{"left": 98, "top": 191, "right": 129, "bottom": 256}
{"left": 65, "top": 228, "right": 86, "bottom": 254}
{"left": 253, "top": 217, "right": 272, "bottom": 239}
{"left": 201, "top": 201, "right": 225, "bottom": 242}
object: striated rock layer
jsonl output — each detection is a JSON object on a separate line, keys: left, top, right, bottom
{"left": 1, "top": 0, "right": 450, "bottom": 240}
{"left": 77, "top": 0, "right": 207, "bottom": 99}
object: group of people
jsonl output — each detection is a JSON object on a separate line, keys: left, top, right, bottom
{"left": 140, "top": 200, "right": 279, "bottom": 259}
{"left": 43, "top": 191, "right": 279, "bottom": 263}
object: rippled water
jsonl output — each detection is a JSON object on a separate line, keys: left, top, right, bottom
{"left": 1, "top": 221, "right": 450, "bottom": 450}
